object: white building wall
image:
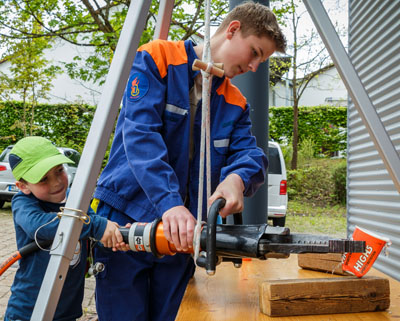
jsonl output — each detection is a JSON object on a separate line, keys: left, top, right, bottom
{"left": 0, "top": 38, "right": 103, "bottom": 105}
{"left": 298, "top": 67, "right": 347, "bottom": 106}
{"left": 1, "top": 38, "right": 347, "bottom": 109}
{"left": 270, "top": 66, "right": 347, "bottom": 107}
{"left": 44, "top": 39, "right": 103, "bottom": 105}
{"left": 270, "top": 79, "right": 292, "bottom": 107}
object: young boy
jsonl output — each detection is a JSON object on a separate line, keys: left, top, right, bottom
{"left": 4, "top": 136, "right": 125, "bottom": 321}
{"left": 93, "top": 2, "right": 286, "bottom": 320}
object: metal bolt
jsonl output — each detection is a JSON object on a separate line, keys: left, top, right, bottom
{"left": 88, "top": 262, "right": 105, "bottom": 276}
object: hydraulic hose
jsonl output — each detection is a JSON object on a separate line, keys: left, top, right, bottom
{"left": 0, "top": 240, "right": 52, "bottom": 277}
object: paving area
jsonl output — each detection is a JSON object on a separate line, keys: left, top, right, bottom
{"left": 0, "top": 203, "right": 98, "bottom": 320}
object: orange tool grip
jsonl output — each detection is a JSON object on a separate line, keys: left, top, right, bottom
{"left": 155, "top": 222, "right": 198, "bottom": 255}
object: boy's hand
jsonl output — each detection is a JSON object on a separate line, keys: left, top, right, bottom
{"left": 101, "top": 220, "right": 128, "bottom": 252}
{"left": 162, "top": 206, "right": 196, "bottom": 252}
{"left": 208, "top": 173, "right": 245, "bottom": 218}
{"left": 114, "top": 223, "right": 132, "bottom": 252}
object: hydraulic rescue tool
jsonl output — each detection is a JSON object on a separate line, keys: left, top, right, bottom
{"left": 118, "top": 199, "right": 366, "bottom": 275}
{"left": 0, "top": 199, "right": 366, "bottom": 276}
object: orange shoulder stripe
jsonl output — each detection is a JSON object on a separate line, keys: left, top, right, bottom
{"left": 138, "top": 40, "right": 187, "bottom": 78}
{"left": 216, "top": 78, "right": 247, "bottom": 110}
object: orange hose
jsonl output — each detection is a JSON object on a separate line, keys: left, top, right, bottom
{"left": 0, "top": 251, "right": 21, "bottom": 277}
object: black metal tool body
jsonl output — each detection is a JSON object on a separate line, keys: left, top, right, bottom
{"left": 119, "top": 199, "right": 366, "bottom": 275}
{"left": 2, "top": 198, "right": 365, "bottom": 277}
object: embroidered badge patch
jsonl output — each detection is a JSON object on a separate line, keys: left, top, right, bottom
{"left": 127, "top": 72, "right": 149, "bottom": 101}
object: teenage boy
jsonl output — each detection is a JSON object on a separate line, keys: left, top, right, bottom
{"left": 4, "top": 136, "right": 125, "bottom": 321}
{"left": 93, "top": 2, "right": 286, "bottom": 320}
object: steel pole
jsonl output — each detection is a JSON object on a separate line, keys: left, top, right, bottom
{"left": 303, "top": 0, "right": 400, "bottom": 193}
{"left": 154, "top": 0, "right": 174, "bottom": 40}
{"left": 229, "top": 0, "right": 270, "bottom": 225}
{"left": 31, "top": 1, "right": 152, "bottom": 320}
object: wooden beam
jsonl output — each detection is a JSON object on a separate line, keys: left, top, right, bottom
{"left": 259, "top": 276, "right": 390, "bottom": 317}
{"left": 298, "top": 253, "right": 350, "bottom": 275}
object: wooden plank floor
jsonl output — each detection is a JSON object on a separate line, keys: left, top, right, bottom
{"left": 176, "top": 254, "right": 400, "bottom": 321}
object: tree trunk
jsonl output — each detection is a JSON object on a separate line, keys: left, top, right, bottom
{"left": 291, "top": 99, "right": 299, "bottom": 170}
{"left": 22, "top": 89, "right": 27, "bottom": 137}
{"left": 30, "top": 86, "right": 36, "bottom": 136}
{"left": 290, "top": 0, "right": 298, "bottom": 170}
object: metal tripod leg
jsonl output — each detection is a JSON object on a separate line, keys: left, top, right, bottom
{"left": 154, "top": 0, "right": 175, "bottom": 40}
{"left": 303, "top": 0, "right": 400, "bottom": 193}
{"left": 31, "top": 1, "right": 152, "bottom": 320}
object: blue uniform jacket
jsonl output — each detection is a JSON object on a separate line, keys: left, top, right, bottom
{"left": 95, "top": 39, "right": 267, "bottom": 222}
{"left": 5, "top": 192, "right": 107, "bottom": 321}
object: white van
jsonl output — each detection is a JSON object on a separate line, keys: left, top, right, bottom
{"left": 267, "top": 141, "right": 288, "bottom": 227}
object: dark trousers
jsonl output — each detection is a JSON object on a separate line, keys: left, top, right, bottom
{"left": 94, "top": 201, "right": 195, "bottom": 321}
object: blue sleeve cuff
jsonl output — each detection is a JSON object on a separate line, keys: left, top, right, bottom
{"left": 155, "top": 192, "right": 184, "bottom": 217}
{"left": 85, "top": 207, "right": 108, "bottom": 240}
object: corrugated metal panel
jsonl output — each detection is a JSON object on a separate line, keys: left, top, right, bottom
{"left": 348, "top": 0, "right": 400, "bottom": 280}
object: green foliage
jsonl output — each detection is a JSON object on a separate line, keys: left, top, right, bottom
{"left": 269, "top": 105, "right": 347, "bottom": 156}
{"left": 0, "top": 0, "right": 231, "bottom": 85}
{"left": 297, "top": 137, "right": 315, "bottom": 168}
{"left": 0, "top": 1, "right": 290, "bottom": 86}
{"left": 332, "top": 160, "right": 347, "bottom": 204}
{"left": 0, "top": 101, "right": 95, "bottom": 152}
{"left": 281, "top": 143, "right": 293, "bottom": 170}
{"left": 269, "top": 56, "right": 291, "bottom": 86}
{"left": 0, "top": 17, "right": 62, "bottom": 136}
{"left": 281, "top": 137, "right": 319, "bottom": 170}
{"left": 286, "top": 158, "right": 347, "bottom": 207}
{"left": 287, "top": 166, "right": 334, "bottom": 206}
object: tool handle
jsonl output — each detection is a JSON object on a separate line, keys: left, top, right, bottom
{"left": 204, "top": 198, "right": 226, "bottom": 275}
{"left": 119, "top": 220, "right": 196, "bottom": 256}
{"left": 192, "top": 59, "right": 224, "bottom": 77}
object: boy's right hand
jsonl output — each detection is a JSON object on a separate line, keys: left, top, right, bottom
{"left": 101, "top": 220, "right": 126, "bottom": 252}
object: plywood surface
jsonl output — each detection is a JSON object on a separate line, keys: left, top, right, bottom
{"left": 176, "top": 255, "right": 400, "bottom": 321}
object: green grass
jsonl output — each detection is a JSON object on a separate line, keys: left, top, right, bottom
{"left": 285, "top": 200, "right": 347, "bottom": 238}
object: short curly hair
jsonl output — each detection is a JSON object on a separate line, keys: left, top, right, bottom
{"left": 215, "top": 1, "right": 286, "bottom": 53}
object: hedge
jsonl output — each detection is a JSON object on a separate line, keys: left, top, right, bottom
{"left": 269, "top": 105, "right": 347, "bottom": 156}
{"left": 0, "top": 101, "right": 96, "bottom": 152}
{"left": 1, "top": 102, "right": 347, "bottom": 158}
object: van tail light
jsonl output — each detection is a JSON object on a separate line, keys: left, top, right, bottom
{"left": 0, "top": 165, "right": 6, "bottom": 171}
{"left": 279, "top": 180, "right": 287, "bottom": 195}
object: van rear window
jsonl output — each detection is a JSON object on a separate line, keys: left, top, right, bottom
{"left": 63, "top": 150, "right": 81, "bottom": 166}
{"left": 268, "top": 147, "right": 282, "bottom": 174}
{"left": 0, "top": 147, "right": 12, "bottom": 162}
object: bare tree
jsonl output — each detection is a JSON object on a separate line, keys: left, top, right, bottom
{"left": 276, "top": 0, "right": 345, "bottom": 169}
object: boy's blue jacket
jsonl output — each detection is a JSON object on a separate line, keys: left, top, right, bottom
{"left": 5, "top": 191, "right": 107, "bottom": 321}
{"left": 95, "top": 39, "right": 267, "bottom": 221}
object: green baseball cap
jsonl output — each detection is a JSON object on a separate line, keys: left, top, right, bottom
{"left": 8, "top": 136, "right": 74, "bottom": 184}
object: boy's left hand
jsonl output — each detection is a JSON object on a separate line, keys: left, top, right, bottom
{"left": 208, "top": 173, "right": 245, "bottom": 218}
